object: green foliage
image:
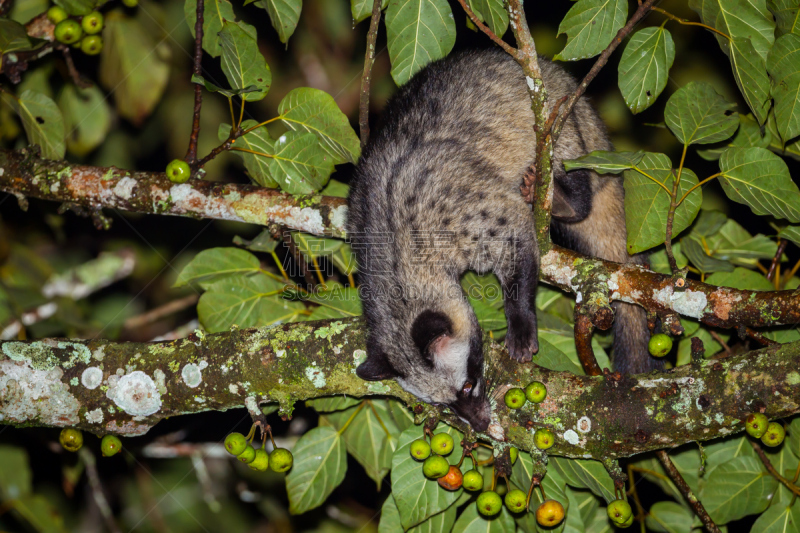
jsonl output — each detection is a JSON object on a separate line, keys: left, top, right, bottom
{"left": 664, "top": 82, "right": 739, "bottom": 146}
{"left": 6, "top": 90, "right": 65, "bottom": 159}
{"left": 257, "top": 0, "right": 303, "bottom": 44}
{"left": 184, "top": 0, "right": 235, "bottom": 57}
{"left": 285, "top": 425, "right": 347, "bottom": 514}
{"left": 468, "top": 0, "right": 508, "bottom": 37}
{"left": 618, "top": 27, "right": 675, "bottom": 113}
{"left": 555, "top": 0, "right": 627, "bottom": 61}
{"left": 766, "top": 34, "right": 800, "bottom": 142}
{"left": 219, "top": 20, "right": 272, "bottom": 101}
{"left": 385, "top": 0, "right": 456, "bottom": 85}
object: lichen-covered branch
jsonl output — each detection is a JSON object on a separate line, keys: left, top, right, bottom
{"left": 1, "top": 148, "right": 798, "bottom": 332}
{"left": 1, "top": 317, "right": 798, "bottom": 462}
{"left": 0, "top": 148, "right": 348, "bottom": 238}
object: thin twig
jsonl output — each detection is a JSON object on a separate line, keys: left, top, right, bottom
{"left": 750, "top": 439, "right": 800, "bottom": 497}
{"left": 745, "top": 327, "right": 777, "bottom": 346}
{"left": 80, "top": 448, "right": 123, "bottom": 533}
{"left": 551, "top": 0, "right": 659, "bottom": 141}
{"left": 123, "top": 294, "right": 200, "bottom": 332}
{"left": 656, "top": 450, "right": 721, "bottom": 533}
{"left": 652, "top": 7, "right": 730, "bottom": 39}
{"left": 58, "top": 46, "right": 91, "bottom": 89}
{"left": 359, "top": 0, "right": 383, "bottom": 150}
{"left": 709, "top": 330, "right": 732, "bottom": 356}
{"left": 767, "top": 239, "right": 788, "bottom": 282}
{"left": 456, "top": 0, "right": 518, "bottom": 56}
{"left": 186, "top": 0, "right": 205, "bottom": 164}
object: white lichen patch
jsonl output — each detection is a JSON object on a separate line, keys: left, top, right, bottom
{"left": 314, "top": 321, "right": 347, "bottom": 340}
{"left": 93, "top": 345, "right": 106, "bottom": 361}
{"left": 652, "top": 287, "right": 707, "bottom": 319}
{"left": 170, "top": 184, "right": 243, "bottom": 221}
{"left": 229, "top": 384, "right": 239, "bottom": 395}
{"left": 330, "top": 205, "right": 348, "bottom": 235}
{"left": 305, "top": 366, "right": 327, "bottom": 388}
{"left": 106, "top": 371, "right": 162, "bottom": 416}
{"left": 367, "top": 382, "right": 390, "bottom": 394}
{"left": 352, "top": 349, "right": 367, "bottom": 373}
{"left": 607, "top": 273, "right": 620, "bottom": 291}
{"left": 81, "top": 367, "right": 103, "bottom": 389}
{"left": 113, "top": 177, "right": 138, "bottom": 200}
{"left": 85, "top": 408, "right": 104, "bottom": 424}
{"left": 181, "top": 363, "right": 203, "bottom": 388}
{"left": 487, "top": 423, "right": 505, "bottom": 441}
{"left": 276, "top": 349, "right": 286, "bottom": 358}
{"left": 577, "top": 416, "right": 592, "bottom": 433}
{"left": 0, "top": 360, "right": 80, "bottom": 426}
{"left": 564, "top": 429, "right": 580, "bottom": 445}
{"left": 265, "top": 204, "right": 326, "bottom": 235}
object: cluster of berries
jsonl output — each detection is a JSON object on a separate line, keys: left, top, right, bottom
{"left": 745, "top": 413, "right": 786, "bottom": 447}
{"left": 224, "top": 432, "right": 294, "bottom": 473}
{"left": 59, "top": 428, "right": 122, "bottom": 457}
{"left": 47, "top": 5, "right": 107, "bottom": 56}
{"left": 504, "top": 381, "right": 555, "bottom": 450}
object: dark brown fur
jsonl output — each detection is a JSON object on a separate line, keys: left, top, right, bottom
{"left": 348, "top": 49, "right": 661, "bottom": 432}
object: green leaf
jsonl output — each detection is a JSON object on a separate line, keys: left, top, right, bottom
{"left": 555, "top": 0, "right": 627, "bottom": 61}
{"left": 100, "top": 8, "right": 170, "bottom": 125}
{"left": 550, "top": 457, "right": 615, "bottom": 503}
{"left": 469, "top": 298, "right": 506, "bottom": 331}
{"left": 534, "top": 334, "right": 585, "bottom": 375}
{"left": 779, "top": 225, "right": 800, "bottom": 248}
{"left": 664, "top": 82, "right": 739, "bottom": 145}
{"left": 715, "top": 0, "right": 775, "bottom": 61}
{"left": 513, "top": 452, "right": 568, "bottom": 507}
{"left": 331, "top": 244, "right": 358, "bottom": 275}
{"left": 767, "top": 34, "right": 800, "bottom": 142}
{"left": 53, "top": 0, "right": 96, "bottom": 15}
{"left": 184, "top": 0, "right": 236, "bottom": 57}
{"left": 563, "top": 150, "right": 646, "bottom": 174}
{"left": 0, "top": 19, "right": 34, "bottom": 54}
{"left": 701, "top": 455, "right": 777, "bottom": 523}
{"left": 191, "top": 74, "right": 261, "bottom": 98}
{"left": 257, "top": 0, "right": 302, "bottom": 43}
{"left": 649, "top": 242, "right": 688, "bottom": 274}
{"left": 622, "top": 153, "right": 702, "bottom": 254}
{"left": 352, "top": 0, "right": 387, "bottom": 24}
{"left": 697, "top": 113, "right": 772, "bottom": 160}
{"left": 285, "top": 426, "right": 347, "bottom": 514}
{"left": 692, "top": 209, "right": 729, "bottom": 237}
{"left": 58, "top": 84, "right": 112, "bottom": 157}
{"left": 706, "top": 267, "right": 774, "bottom": 290}
{"left": 12, "top": 494, "right": 67, "bottom": 533}
{"left": 320, "top": 179, "right": 350, "bottom": 198}
{"left": 278, "top": 87, "right": 361, "bottom": 165}
{"left": 268, "top": 131, "right": 335, "bottom": 194}
{"left": 379, "top": 495, "right": 458, "bottom": 533}
{"left": 768, "top": 0, "right": 800, "bottom": 37}
{"left": 751, "top": 502, "right": 800, "bottom": 533}
{"left": 198, "top": 274, "right": 302, "bottom": 332}
{"left": 219, "top": 21, "right": 271, "bottom": 102}
{"left": 719, "top": 147, "right": 800, "bottom": 222}
{"left": 468, "top": 0, "right": 509, "bottom": 37}
{"left": 7, "top": 90, "right": 65, "bottom": 160}
{"left": 220, "top": 121, "right": 279, "bottom": 188}
{"left": 618, "top": 27, "right": 675, "bottom": 114}
{"left": 704, "top": 219, "right": 778, "bottom": 266}
{"left": 728, "top": 37, "right": 772, "bottom": 124}
{"left": 0, "top": 446, "right": 31, "bottom": 500}
{"left": 452, "top": 504, "right": 516, "bottom": 533}
{"left": 174, "top": 247, "right": 261, "bottom": 287}
{"left": 461, "top": 272, "right": 504, "bottom": 310}
{"left": 681, "top": 236, "right": 735, "bottom": 273}
{"left": 645, "top": 501, "right": 694, "bottom": 533}
{"left": 290, "top": 231, "right": 344, "bottom": 259}
{"left": 391, "top": 425, "right": 463, "bottom": 529}
{"left": 307, "top": 396, "right": 361, "bottom": 412}
{"left": 385, "top": 0, "right": 456, "bottom": 85}
{"left": 302, "top": 286, "right": 362, "bottom": 317}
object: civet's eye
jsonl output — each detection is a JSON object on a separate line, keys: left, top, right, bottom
{"left": 462, "top": 382, "right": 473, "bottom": 395}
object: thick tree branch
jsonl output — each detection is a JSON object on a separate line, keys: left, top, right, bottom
{"left": 0, "top": 148, "right": 348, "bottom": 238}
{"left": 1, "top": 148, "right": 798, "bottom": 332}
{"left": 0, "top": 317, "right": 798, "bottom": 461}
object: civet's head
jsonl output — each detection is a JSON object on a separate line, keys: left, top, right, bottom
{"left": 356, "top": 293, "right": 492, "bottom": 433}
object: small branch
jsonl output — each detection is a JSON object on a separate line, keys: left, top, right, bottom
{"left": 575, "top": 314, "right": 602, "bottom": 375}
{"left": 656, "top": 450, "right": 720, "bottom": 533}
{"left": 42, "top": 249, "right": 136, "bottom": 299}
{"left": 123, "top": 294, "right": 199, "bottom": 332}
{"left": 456, "top": 0, "right": 517, "bottom": 56}
{"left": 58, "top": 46, "right": 92, "bottom": 89}
{"left": 767, "top": 239, "right": 788, "bottom": 282}
{"left": 750, "top": 440, "right": 800, "bottom": 498}
{"left": 79, "top": 448, "right": 123, "bottom": 533}
{"left": 358, "top": 0, "right": 383, "bottom": 150}
{"left": 186, "top": 0, "right": 205, "bottom": 164}
{"left": 551, "top": 0, "right": 659, "bottom": 141}
{"left": 651, "top": 7, "right": 730, "bottom": 39}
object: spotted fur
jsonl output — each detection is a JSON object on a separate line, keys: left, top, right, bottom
{"left": 348, "top": 49, "right": 661, "bottom": 432}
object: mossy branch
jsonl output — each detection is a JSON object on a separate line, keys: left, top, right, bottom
{"left": 1, "top": 317, "right": 798, "bottom": 462}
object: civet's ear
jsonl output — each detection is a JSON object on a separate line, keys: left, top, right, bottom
{"left": 411, "top": 310, "right": 452, "bottom": 366}
{"left": 356, "top": 354, "right": 399, "bottom": 381}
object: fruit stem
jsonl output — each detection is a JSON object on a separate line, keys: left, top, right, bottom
{"left": 525, "top": 474, "right": 541, "bottom": 510}
{"left": 245, "top": 423, "right": 256, "bottom": 443}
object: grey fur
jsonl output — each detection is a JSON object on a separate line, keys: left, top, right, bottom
{"left": 348, "top": 49, "right": 660, "bottom": 431}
